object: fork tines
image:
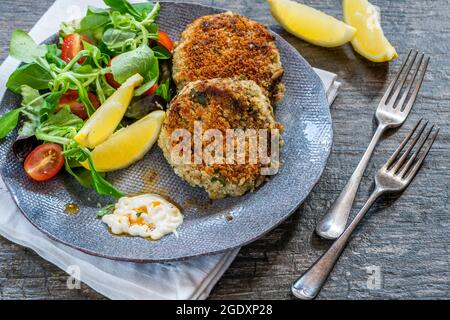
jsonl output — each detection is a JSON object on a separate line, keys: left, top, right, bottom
{"left": 385, "top": 119, "right": 439, "bottom": 180}
{"left": 381, "top": 50, "right": 430, "bottom": 113}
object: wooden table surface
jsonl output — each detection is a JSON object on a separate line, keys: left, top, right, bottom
{"left": 0, "top": 0, "right": 448, "bottom": 300}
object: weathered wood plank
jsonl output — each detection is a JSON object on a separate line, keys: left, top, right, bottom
{"left": 0, "top": 0, "right": 448, "bottom": 300}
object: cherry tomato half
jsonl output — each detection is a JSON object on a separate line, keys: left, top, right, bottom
{"left": 61, "top": 34, "right": 91, "bottom": 64}
{"left": 24, "top": 144, "right": 64, "bottom": 182}
{"left": 157, "top": 31, "right": 174, "bottom": 52}
{"left": 57, "top": 90, "right": 100, "bottom": 119}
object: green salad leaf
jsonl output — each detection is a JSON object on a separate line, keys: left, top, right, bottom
{"left": 65, "top": 152, "right": 124, "bottom": 199}
{"left": 35, "top": 106, "right": 84, "bottom": 144}
{"left": 64, "top": 162, "right": 95, "bottom": 189}
{"left": 133, "top": 2, "right": 157, "bottom": 16}
{"left": 111, "top": 44, "right": 154, "bottom": 84}
{"left": 46, "top": 44, "right": 66, "bottom": 68}
{"left": 97, "top": 74, "right": 117, "bottom": 103}
{"left": 82, "top": 41, "right": 109, "bottom": 69}
{"left": 86, "top": 5, "right": 110, "bottom": 15}
{"left": 104, "top": 0, "right": 144, "bottom": 20}
{"left": 61, "top": 141, "right": 124, "bottom": 199}
{"left": 139, "top": 2, "right": 160, "bottom": 23}
{"left": 40, "top": 91, "right": 63, "bottom": 122}
{"left": 0, "top": 85, "right": 56, "bottom": 141}
{"left": 17, "top": 85, "right": 44, "bottom": 139}
{"left": 16, "top": 88, "right": 63, "bottom": 140}
{"left": 40, "top": 106, "right": 83, "bottom": 130}
{"left": 0, "top": 108, "right": 22, "bottom": 139}
{"left": 82, "top": 41, "right": 101, "bottom": 62}
{"left": 19, "top": 85, "right": 43, "bottom": 109}
{"left": 134, "top": 56, "right": 159, "bottom": 96}
{"left": 146, "top": 22, "right": 159, "bottom": 35}
{"left": 155, "top": 79, "right": 172, "bottom": 102}
{"left": 152, "top": 45, "right": 171, "bottom": 60}
{"left": 89, "top": 169, "right": 125, "bottom": 198}
{"left": 78, "top": 6, "right": 110, "bottom": 33}
{"left": 79, "top": 147, "right": 124, "bottom": 198}
{"left": 9, "top": 30, "right": 47, "bottom": 63}
{"left": 125, "top": 94, "right": 164, "bottom": 119}
{"left": 6, "top": 63, "right": 52, "bottom": 93}
{"left": 102, "top": 28, "right": 136, "bottom": 50}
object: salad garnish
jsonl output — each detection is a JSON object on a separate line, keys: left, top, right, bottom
{"left": 0, "top": 0, "right": 174, "bottom": 201}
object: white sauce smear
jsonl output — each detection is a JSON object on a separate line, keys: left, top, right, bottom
{"left": 102, "top": 194, "right": 183, "bottom": 240}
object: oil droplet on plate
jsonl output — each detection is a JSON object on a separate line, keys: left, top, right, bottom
{"left": 64, "top": 203, "right": 79, "bottom": 215}
{"left": 183, "top": 197, "right": 212, "bottom": 211}
{"left": 139, "top": 170, "right": 169, "bottom": 197}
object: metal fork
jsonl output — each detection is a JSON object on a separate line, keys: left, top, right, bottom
{"left": 316, "top": 50, "right": 430, "bottom": 240}
{"left": 292, "top": 120, "right": 439, "bottom": 300}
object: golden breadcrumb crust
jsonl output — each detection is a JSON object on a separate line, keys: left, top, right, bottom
{"left": 158, "top": 78, "right": 283, "bottom": 199}
{"left": 172, "top": 12, "right": 285, "bottom": 104}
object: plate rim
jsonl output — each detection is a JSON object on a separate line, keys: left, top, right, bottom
{"left": 0, "top": 1, "right": 333, "bottom": 262}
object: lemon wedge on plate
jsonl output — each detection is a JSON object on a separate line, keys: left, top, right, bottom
{"left": 268, "top": 0, "right": 356, "bottom": 47}
{"left": 81, "top": 110, "right": 166, "bottom": 172}
{"left": 74, "top": 73, "right": 144, "bottom": 148}
{"left": 343, "top": 0, "right": 397, "bottom": 62}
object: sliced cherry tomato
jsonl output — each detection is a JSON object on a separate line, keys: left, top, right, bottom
{"left": 24, "top": 144, "right": 64, "bottom": 182}
{"left": 105, "top": 72, "right": 121, "bottom": 89}
{"left": 105, "top": 58, "right": 121, "bottom": 89}
{"left": 61, "top": 34, "right": 91, "bottom": 64}
{"left": 57, "top": 90, "right": 100, "bottom": 119}
{"left": 157, "top": 31, "right": 174, "bottom": 52}
{"left": 144, "top": 83, "right": 158, "bottom": 96}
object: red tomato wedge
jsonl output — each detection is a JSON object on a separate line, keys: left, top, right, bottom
{"left": 144, "top": 83, "right": 158, "bottom": 96}
{"left": 24, "top": 144, "right": 64, "bottom": 182}
{"left": 105, "top": 58, "right": 121, "bottom": 89}
{"left": 61, "top": 34, "right": 91, "bottom": 64}
{"left": 105, "top": 72, "right": 121, "bottom": 89}
{"left": 57, "top": 90, "right": 100, "bottom": 119}
{"left": 157, "top": 31, "right": 174, "bottom": 52}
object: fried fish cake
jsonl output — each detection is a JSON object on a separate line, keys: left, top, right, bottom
{"left": 172, "top": 12, "right": 285, "bottom": 104}
{"left": 158, "top": 78, "right": 283, "bottom": 199}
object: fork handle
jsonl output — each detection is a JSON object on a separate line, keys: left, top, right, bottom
{"left": 292, "top": 190, "right": 382, "bottom": 300}
{"left": 315, "top": 123, "right": 387, "bottom": 239}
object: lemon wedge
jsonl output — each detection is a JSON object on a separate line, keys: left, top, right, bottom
{"left": 74, "top": 73, "right": 144, "bottom": 148}
{"left": 81, "top": 110, "right": 166, "bottom": 172}
{"left": 343, "top": 0, "right": 397, "bottom": 62}
{"left": 268, "top": 0, "right": 356, "bottom": 47}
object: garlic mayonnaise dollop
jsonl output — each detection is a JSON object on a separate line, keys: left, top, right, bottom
{"left": 102, "top": 194, "right": 183, "bottom": 240}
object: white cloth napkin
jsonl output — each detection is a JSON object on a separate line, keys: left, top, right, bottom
{"left": 0, "top": 0, "right": 340, "bottom": 300}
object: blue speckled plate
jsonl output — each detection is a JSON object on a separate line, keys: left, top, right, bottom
{"left": 0, "top": 2, "right": 332, "bottom": 262}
